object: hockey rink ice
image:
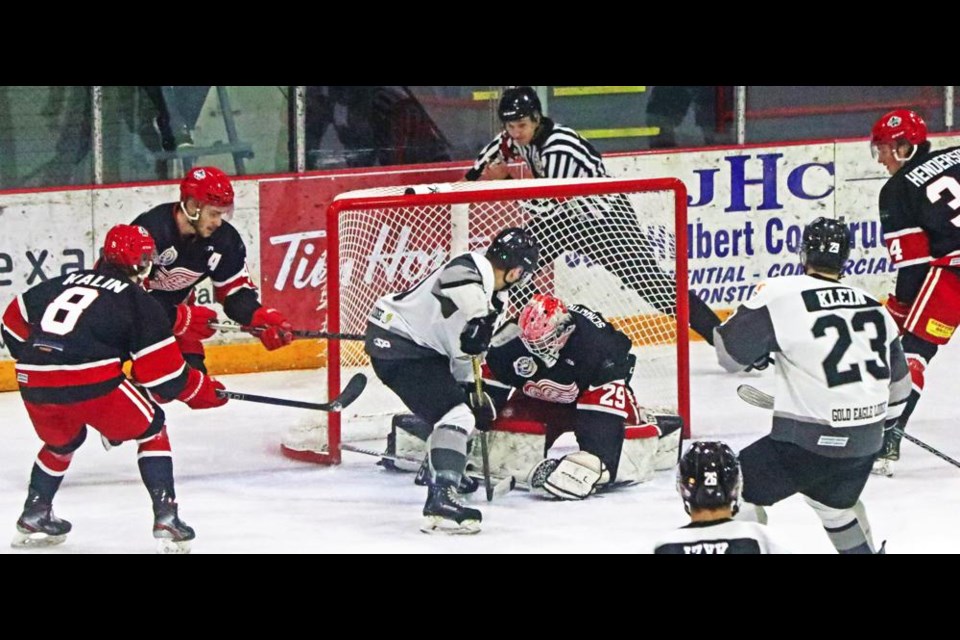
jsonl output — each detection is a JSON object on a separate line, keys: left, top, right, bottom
{"left": 1, "top": 338, "right": 957, "bottom": 554}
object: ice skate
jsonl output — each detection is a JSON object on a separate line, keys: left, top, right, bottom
{"left": 421, "top": 480, "right": 481, "bottom": 534}
{"left": 12, "top": 495, "right": 71, "bottom": 548}
{"left": 153, "top": 497, "right": 195, "bottom": 554}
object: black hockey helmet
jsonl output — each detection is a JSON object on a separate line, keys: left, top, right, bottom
{"left": 677, "top": 440, "right": 742, "bottom": 515}
{"left": 498, "top": 87, "right": 542, "bottom": 123}
{"left": 486, "top": 227, "right": 540, "bottom": 284}
{"left": 799, "top": 216, "right": 851, "bottom": 274}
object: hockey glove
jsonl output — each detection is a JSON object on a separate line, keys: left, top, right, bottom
{"left": 745, "top": 354, "right": 773, "bottom": 372}
{"left": 177, "top": 367, "right": 228, "bottom": 410}
{"left": 886, "top": 294, "right": 910, "bottom": 334}
{"left": 173, "top": 304, "right": 218, "bottom": 341}
{"left": 459, "top": 313, "right": 497, "bottom": 355}
{"left": 250, "top": 307, "right": 294, "bottom": 351}
{"left": 467, "top": 390, "right": 497, "bottom": 431}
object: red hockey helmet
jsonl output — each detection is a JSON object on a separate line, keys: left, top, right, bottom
{"left": 102, "top": 224, "right": 157, "bottom": 280}
{"left": 180, "top": 166, "right": 235, "bottom": 209}
{"left": 871, "top": 109, "right": 927, "bottom": 147}
{"left": 518, "top": 293, "right": 575, "bottom": 367}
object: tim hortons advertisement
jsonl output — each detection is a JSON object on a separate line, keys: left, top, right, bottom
{"left": 257, "top": 165, "right": 467, "bottom": 331}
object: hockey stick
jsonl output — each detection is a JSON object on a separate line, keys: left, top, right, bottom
{"left": 216, "top": 373, "right": 367, "bottom": 412}
{"left": 340, "top": 442, "right": 519, "bottom": 497}
{"left": 209, "top": 322, "right": 365, "bottom": 341}
{"left": 472, "top": 356, "right": 494, "bottom": 502}
{"left": 736, "top": 383, "right": 960, "bottom": 470}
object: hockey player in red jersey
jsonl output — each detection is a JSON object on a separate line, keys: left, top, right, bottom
{"left": 0, "top": 224, "right": 228, "bottom": 553}
{"left": 132, "top": 166, "right": 293, "bottom": 373}
{"left": 869, "top": 109, "right": 960, "bottom": 475}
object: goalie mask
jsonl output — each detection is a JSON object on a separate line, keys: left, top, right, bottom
{"left": 677, "top": 440, "right": 741, "bottom": 516}
{"left": 518, "top": 293, "right": 575, "bottom": 367}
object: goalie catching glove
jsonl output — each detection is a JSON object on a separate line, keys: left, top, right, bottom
{"left": 250, "top": 306, "right": 293, "bottom": 351}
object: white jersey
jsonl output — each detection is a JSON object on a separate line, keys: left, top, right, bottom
{"left": 367, "top": 252, "right": 506, "bottom": 382}
{"left": 653, "top": 519, "right": 792, "bottom": 554}
{"left": 715, "top": 274, "right": 910, "bottom": 458}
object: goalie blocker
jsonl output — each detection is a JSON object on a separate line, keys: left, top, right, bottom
{"left": 388, "top": 404, "right": 682, "bottom": 496}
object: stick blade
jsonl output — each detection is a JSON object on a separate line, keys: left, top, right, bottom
{"left": 736, "top": 384, "right": 774, "bottom": 410}
{"left": 327, "top": 373, "right": 368, "bottom": 412}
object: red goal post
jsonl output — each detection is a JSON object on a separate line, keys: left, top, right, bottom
{"left": 282, "top": 177, "right": 689, "bottom": 465}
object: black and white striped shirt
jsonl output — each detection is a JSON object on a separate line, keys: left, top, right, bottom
{"left": 466, "top": 117, "right": 607, "bottom": 180}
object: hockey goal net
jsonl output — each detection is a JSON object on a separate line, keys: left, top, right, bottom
{"left": 281, "top": 177, "right": 689, "bottom": 464}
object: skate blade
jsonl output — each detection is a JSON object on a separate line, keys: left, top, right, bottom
{"left": 420, "top": 516, "right": 481, "bottom": 535}
{"left": 156, "top": 538, "right": 192, "bottom": 554}
{"left": 11, "top": 530, "right": 67, "bottom": 548}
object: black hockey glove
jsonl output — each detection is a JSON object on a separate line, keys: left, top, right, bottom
{"left": 460, "top": 313, "right": 497, "bottom": 355}
{"left": 467, "top": 390, "right": 497, "bottom": 431}
{"left": 745, "top": 354, "right": 773, "bottom": 372}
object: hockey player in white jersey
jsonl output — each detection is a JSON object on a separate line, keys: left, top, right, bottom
{"left": 653, "top": 441, "right": 791, "bottom": 554}
{"left": 365, "top": 227, "right": 539, "bottom": 534}
{"left": 714, "top": 217, "right": 910, "bottom": 554}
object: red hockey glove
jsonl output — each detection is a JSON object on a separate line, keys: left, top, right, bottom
{"left": 173, "top": 304, "right": 218, "bottom": 341}
{"left": 250, "top": 307, "right": 293, "bottom": 351}
{"left": 885, "top": 294, "right": 911, "bottom": 334}
{"left": 177, "top": 367, "right": 228, "bottom": 409}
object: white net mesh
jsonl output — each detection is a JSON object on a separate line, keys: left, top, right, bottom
{"left": 284, "top": 178, "right": 688, "bottom": 463}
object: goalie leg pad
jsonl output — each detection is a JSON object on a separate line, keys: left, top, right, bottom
{"left": 542, "top": 451, "right": 611, "bottom": 500}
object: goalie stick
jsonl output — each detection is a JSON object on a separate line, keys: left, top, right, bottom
{"left": 340, "top": 442, "right": 519, "bottom": 498}
{"left": 216, "top": 373, "right": 367, "bottom": 412}
{"left": 209, "top": 322, "right": 365, "bottom": 341}
{"left": 736, "top": 383, "right": 960, "bottom": 470}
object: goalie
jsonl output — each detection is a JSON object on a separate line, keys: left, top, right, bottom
{"left": 386, "top": 293, "right": 682, "bottom": 500}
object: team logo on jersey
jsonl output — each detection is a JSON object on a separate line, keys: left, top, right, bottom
{"left": 522, "top": 379, "right": 578, "bottom": 403}
{"left": 149, "top": 266, "right": 203, "bottom": 291}
{"left": 157, "top": 247, "right": 179, "bottom": 266}
{"left": 513, "top": 356, "right": 537, "bottom": 378}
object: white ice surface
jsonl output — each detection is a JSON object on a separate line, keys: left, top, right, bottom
{"left": 1, "top": 338, "right": 957, "bottom": 554}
